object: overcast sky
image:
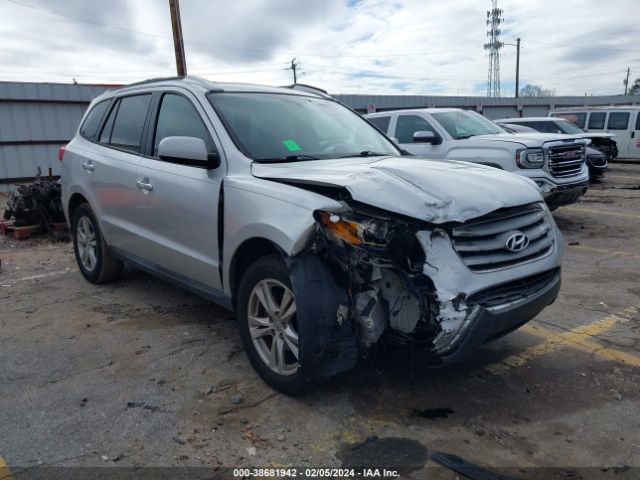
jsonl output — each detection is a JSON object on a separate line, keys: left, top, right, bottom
{"left": 0, "top": 0, "right": 638, "bottom": 96}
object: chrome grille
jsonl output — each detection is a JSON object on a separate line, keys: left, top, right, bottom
{"left": 451, "top": 203, "right": 554, "bottom": 272}
{"left": 547, "top": 143, "right": 585, "bottom": 178}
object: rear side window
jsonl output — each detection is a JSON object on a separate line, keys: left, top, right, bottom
{"left": 100, "top": 94, "right": 152, "bottom": 152}
{"left": 588, "top": 112, "right": 606, "bottom": 129}
{"left": 153, "top": 93, "right": 214, "bottom": 157}
{"left": 395, "top": 115, "right": 437, "bottom": 143}
{"left": 79, "top": 100, "right": 109, "bottom": 140}
{"left": 607, "top": 112, "right": 630, "bottom": 130}
{"left": 368, "top": 116, "right": 391, "bottom": 134}
{"left": 636, "top": 113, "right": 640, "bottom": 130}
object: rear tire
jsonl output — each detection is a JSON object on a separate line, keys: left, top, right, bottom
{"left": 72, "top": 203, "right": 123, "bottom": 283}
{"left": 237, "top": 255, "right": 318, "bottom": 396}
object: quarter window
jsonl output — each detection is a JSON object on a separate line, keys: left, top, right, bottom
{"left": 395, "top": 115, "right": 438, "bottom": 143}
{"left": 80, "top": 100, "right": 109, "bottom": 140}
{"left": 153, "top": 93, "right": 214, "bottom": 157}
{"left": 100, "top": 94, "right": 152, "bottom": 152}
{"left": 588, "top": 112, "right": 606, "bottom": 129}
{"left": 607, "top": 112, "right": 630, "bottom": 130}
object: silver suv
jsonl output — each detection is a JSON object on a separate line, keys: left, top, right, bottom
{"left": 61, "top": 76, "right": 563, "bottom": 395}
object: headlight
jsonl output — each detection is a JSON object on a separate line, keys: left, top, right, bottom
{"left": 516, "top": 148, "right": 545, "bottom": 168}
{"left": 315, "top": 210, "right": 391, "bottom": 248}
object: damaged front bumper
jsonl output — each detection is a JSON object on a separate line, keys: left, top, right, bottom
{"left": 295, "top": 201, "right": 563, "bottom": 371}
{"left": 437, "top": 268, "right": 560, "bottom": 364}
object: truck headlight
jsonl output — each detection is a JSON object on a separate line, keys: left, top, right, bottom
{"left": 516, "top": 148, "right": 545, "bottom": 168}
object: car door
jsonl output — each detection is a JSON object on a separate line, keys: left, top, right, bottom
{"left": 132, "top": 90, "right": 225, "bottom": 290}
{"left": 83, "top": 93, "right": 152, "bottom": 249}
{"left": 630, "top": 112, "right": 640, "bottom": 159}
{"left": 393, "top": 113, "right": 446, "bottom": 157}
{"left": 605, "top": 111, "right": 632, "bottom": 158}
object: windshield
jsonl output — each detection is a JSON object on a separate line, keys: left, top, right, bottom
{"left": 207, "top": 93, "right": 400, "bottom": 161}
{"left": 556, "top": 119, "right": 585, "bottom": 134}
{"left": 431, "top": 110, "right": 505, "bottom": 139}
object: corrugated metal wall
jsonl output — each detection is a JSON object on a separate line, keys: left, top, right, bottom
{"left": 0, "top": 81, "right": 113, "bottom": 191}
{"left": 333, "top": 93, "right": 640, "bottom": 119}
{"left": 1, "top": 80, "right": 638, "bottom": 191}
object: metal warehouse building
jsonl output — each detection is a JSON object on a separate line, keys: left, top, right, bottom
{"left": 1, "top": 79, "right": 638, "bottom": 190}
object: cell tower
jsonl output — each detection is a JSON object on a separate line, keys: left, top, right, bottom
{"left": 484, "top": 0, "right": 504, "bottom": 97}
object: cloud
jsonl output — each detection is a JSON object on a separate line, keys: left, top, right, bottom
{"left": 0, "top": 0, "right": 638, "bottom": 95}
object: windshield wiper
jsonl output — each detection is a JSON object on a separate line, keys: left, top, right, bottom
{"left": 255, "top": 154, "right": 321, "bottom": 163}
{"left": 338, "top": 151, "right": 388, "bottom": 158}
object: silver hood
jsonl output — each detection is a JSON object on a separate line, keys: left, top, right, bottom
{"left": 472, "top": 132, "right": 582, "bottom": 147}
{"left": 252, "top": 157, "right": 543, "bottom": 224}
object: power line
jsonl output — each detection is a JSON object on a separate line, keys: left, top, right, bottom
{"left": 522, "top": 39, "right": 639, "bottom": 54}
{"left": 2, "top": 0, "right": 482, "bottom": 59}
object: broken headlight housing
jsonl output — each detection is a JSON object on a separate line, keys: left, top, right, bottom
{"left": 315, "top": 210, "right": 391, "bottom": 250}
{"left": 516, "top": 148, "right": 545, "bottom": 169}
{"left": 314, "top": 210, "right": 424, "bottom": 263}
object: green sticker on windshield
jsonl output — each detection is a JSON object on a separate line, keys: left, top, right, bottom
{"left": 282, "top": 139, "right": 301, "bottom": 152}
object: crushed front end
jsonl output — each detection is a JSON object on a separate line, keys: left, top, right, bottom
{"left": 295, "top": 200, "right": 563, "bottom": 367}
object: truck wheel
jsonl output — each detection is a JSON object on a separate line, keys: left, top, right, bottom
{"left": 72, "top": 203, "right": 123, "bottom": 283}
{"left": 237, "top": 255, "right": 317, "bottom": 396}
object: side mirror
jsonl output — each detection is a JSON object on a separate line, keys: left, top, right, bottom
{"left": 413, "top": 130, "right": 440, "bottom": 144}
{"left": 158, "top": 136, "right": 220, "bottom": 169}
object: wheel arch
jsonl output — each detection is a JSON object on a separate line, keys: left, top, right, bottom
{"left": 229, "top": 237, "right": 287, "bottom": 309}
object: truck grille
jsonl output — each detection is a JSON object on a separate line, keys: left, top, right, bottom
{"left": 450, "top": 203, "right": 554, "bottom": 272}
{"left": 547, "top": 143, "right": 585, "bottom": 178}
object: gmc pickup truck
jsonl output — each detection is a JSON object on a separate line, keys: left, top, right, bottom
{"left": 365, "top": 108, "right": 589, "bottom": 209}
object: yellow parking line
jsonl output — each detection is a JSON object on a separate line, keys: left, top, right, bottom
{"left": 0, "top": 455, "right": 13, "bottom": 480}
{"left": 568, "top": 245, "right": 640, "bottom": 259}
{"left": 561, "top": 207, "right": 640, "bottom": 220}
{"left": 485, "top": 306, "right": 640, "bottom": 374}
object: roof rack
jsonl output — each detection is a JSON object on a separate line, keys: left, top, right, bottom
{"left": 284, "top": 83, "right": 332, "bottom": 98}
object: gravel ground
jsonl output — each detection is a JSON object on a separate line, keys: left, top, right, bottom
{"left": 1, "top": 164, "right": 639, "bottom": 479}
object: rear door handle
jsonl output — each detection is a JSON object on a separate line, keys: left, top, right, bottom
{"left": 136, "top": 180, "right": 153, "bottom": 191}
{"left": 82, "top": 162, "right": 95, "bottom": 171}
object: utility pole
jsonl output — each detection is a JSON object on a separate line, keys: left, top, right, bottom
{"left": 624, "top": 67, "right": 630, "bottom": 95}
{"left": 288, "top": 58, "right": 299, "bottom": 84}
{"left": 515, "top": 37, "right": 520, "bottom": 98}
{"left": 169, "top": 0, "right": 187, "bottom": 76}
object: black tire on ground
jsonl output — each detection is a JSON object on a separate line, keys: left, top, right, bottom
{"left": 237, "top": 254, "right": 318, "bottom": 396}
{"left": 71, "top": 203, "right": 123, "bottom": 284}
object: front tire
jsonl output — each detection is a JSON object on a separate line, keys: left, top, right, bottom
{"left": 237, "top": 255, "right": 317, "bottom": 396}
{"left": 72, "top": 203, "right": 123, "bottom": 283}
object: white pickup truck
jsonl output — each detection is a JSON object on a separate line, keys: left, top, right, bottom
{"left": 365, "top": 108, "right": 589, "bottom": 209}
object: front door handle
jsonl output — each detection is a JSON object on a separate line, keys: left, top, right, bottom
{"left": 82, "top": 162, "right": 95, "bottom": 171}
{"left": 136, "top": 180, "right": 153, "bottom": 191}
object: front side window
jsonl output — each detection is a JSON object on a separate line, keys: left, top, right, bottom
{"left": 80, "top": 100, "right": 109, "bottom": 140}
{"left": 552, "top": 113, "right": 586, "bottom": 128}
{"left": 555, "top": 120, "right": 584, "bottom": 134}
{"left": 520, "top": 121, "right": 560, "bottom": 134}
{"left": 395, "top": 115, "right": 438, "bottom": 143}
{"left": 607, "top": 112, "right": 630, "bottom": 130}
{"left": 101, "top": 94, "right": 152, "bottom": 152}
{"left": 588, "top": 112, "right": 606, "bottom": 129}
{"left": 430, "top": 110, "right": 504, "bottom": 139}
{"left": 208, "top": 93, "right": 399, "bottom": 161}
{"left": 153, "top": 93, "right": 214, "bottom": 157}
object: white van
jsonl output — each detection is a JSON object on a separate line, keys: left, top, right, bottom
{"left": 549, "top": 106, "right": 640, "bottom": 159}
